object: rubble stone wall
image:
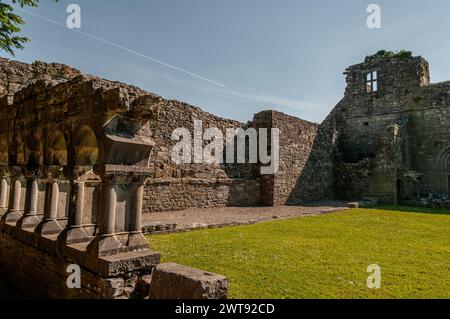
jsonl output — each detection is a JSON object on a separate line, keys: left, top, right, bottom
{"left": 329, "top": 53, "right": 450, "bottom": 203}
{"left": 145, "top": 99, "right": 261, "bottom": 210}
{"left": 144, "top": 178, "right": 261, "bottom": 213}
{"left": 251, "top": 111, "right": 335, "bottom": 206}
{"left": 0, "top": 58, "right": 80, "bottom": 102}
{"left": 0, "top": 224, "right": 156, "bottom": 299}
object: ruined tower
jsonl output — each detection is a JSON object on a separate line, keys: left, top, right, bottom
{"left": 332, "top": 51, "right": 450, "bottom": 204}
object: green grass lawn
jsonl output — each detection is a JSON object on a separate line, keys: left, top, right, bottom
{"left": 148, "top": 207, "right": 450, "bottom": 299}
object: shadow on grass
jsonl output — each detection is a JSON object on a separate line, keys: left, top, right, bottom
{"left": 372, "top": 205, "right": 450, "bottom": 216}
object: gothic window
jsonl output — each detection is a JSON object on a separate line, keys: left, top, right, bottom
{"left": 366, "top": 70, "right": 378, "bottom": 93}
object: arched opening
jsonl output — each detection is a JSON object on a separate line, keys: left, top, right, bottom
{"left": 47, "top": 131, "right": 68, "bottom": 166}
{"left": 9, "top": 135, "right": 25, "bottom": 165}
{"left": 447, "top": 158, "right": 450, "bottom": 195}
{"left": 26, "top": 130, "right": 43, "bottom": 168}
{"left": 433, "top": 147, "right": 450, "bottom": 195}
{"left": 0, "top": 136, "right": 8, "bottom": 165}
{"left": 75, "top": 126, "right": 99, "bottom": 166}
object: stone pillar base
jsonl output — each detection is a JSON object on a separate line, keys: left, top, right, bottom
{"left": 0, "top": 208, "right": 7, "bottom": 218}
{"left": 87, "top": 234, "right": 123, "bottom": 257}
{"left": 0, "top": 223, "right": 162, "bottom": 299}
{"left": 127, "top": 232, "right": 150, "bottom": 251}
{"left": 1, "top": 210, "right": 23, "bottom": 224}
{"left": 17, "top": 215, "right": 41, "bottom": 229}
{"left": 35, "top": 219, "right": 63, "bottom": 236}
{"left": 58, "top": 226, "right": 92, "bottom": 244}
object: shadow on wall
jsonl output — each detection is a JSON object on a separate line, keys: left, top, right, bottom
{"left": 221, "top": 128, "right": 262, "bottom": 207}
{"left": 286, "top": 123, "right": 336, "bottom": 205}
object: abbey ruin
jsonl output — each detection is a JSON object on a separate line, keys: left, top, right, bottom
{"left": 0, "top": 51, "right": 448, "bottom": 298}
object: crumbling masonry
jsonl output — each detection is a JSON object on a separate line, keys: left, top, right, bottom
{"left": 0, "top": 51, "right": 449, "bottom": 298}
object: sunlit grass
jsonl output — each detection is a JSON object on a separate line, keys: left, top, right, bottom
{"left": 148, "top": 207, "right": 450, "bottom": 299}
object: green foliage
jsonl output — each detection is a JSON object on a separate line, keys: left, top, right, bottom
{"left": 368, "top": 50, "right": 413, "bottom": 61}
{"left": 150, "top": 207, "right": 450, "bottom": 299}
{"left": 0, "top": 0, "right": 58, "bottom": 56}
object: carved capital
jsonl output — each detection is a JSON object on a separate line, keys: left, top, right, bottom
{"left": 43, "top": 165, "right": 67, "bottom": 182}
{"left": 23, "top": 165, "right": 43, "bottom": 180}
{"left": 96, "top": 164, "right": 152, "bottom": 185}
{"left": 69, "top": 165, "right": 101, "bottom": 183}
{"left": 9, "top": 165, "right": 24, "bottom": 179}
{"left": 0, "top": 165, "right": 9, "bottom": 178}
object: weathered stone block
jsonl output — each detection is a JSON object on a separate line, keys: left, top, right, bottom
{"left": 150, "top": 263, "right": 228, "bottom": 299}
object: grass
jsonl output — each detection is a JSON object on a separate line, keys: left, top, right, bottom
{"left": 148, "top": 207, "right": 450, "bottom": 299}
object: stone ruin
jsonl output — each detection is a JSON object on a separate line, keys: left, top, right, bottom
{"left": 0, "top": 60, "right": 226, "bottom": 298}
{"left": 331, "top": 51, "right": 450, "bottom": 205}
{"left": 0, "top": 50, "right": 449, "bottom": 298}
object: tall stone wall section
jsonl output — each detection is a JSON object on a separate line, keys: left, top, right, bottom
{"left": 330, "top": 53, "right": 450, "bottom": 203}
{"left": 143, "top": 100, "right": 260, "bottom": 212}
{"left": 252, "top": 111, "right": 335, "bottom": 206}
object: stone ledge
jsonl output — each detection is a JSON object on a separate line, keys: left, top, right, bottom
{"left": 63, "top": 242, "right": 160, "bottom": 277}
{"left": 0, "top": 223, "right": 160, "bottom": 277}
{"left": 88, "top": 249, "right": 160, "bottom": 277}
{"left": 150, "top": 263, "right": 228, "bottom": 299}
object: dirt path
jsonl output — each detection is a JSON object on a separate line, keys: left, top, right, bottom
{"left": 142, "top": 201, "right": 349, "bottom": 234}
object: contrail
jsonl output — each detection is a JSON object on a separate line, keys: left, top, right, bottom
{"left": 16, "top": 7, "right": 227, "bottom": 88}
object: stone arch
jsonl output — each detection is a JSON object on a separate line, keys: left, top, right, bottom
{"left": 0, "top": 135, "right": 8, "bottom": 165}
{"left": 9, "top": 134, "right": 25, "bottom": 165}
{"left": 448, "top": 157, "right": 450, "bottom": 195}
{"left": 432, "top": 146, "right": 450, "bottom": 194}
{"left": 74, "top": 126, "right": 99, "bottom": 166}
{"left": 26, "top": 129, "right": 44, "bottom": 168}
{"left": 46, "top": 130, "right": 68, "bottom": 166}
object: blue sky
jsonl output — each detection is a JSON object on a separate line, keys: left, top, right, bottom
{"left": 4, "top": 0, "right": 450, "bottom": 123}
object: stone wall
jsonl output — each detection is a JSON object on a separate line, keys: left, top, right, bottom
{"left": 144, "top": 99, "right": 261, "bottom": 211}
{"left": 329, "top": 52, "right": 450, "bottom": 203}
{"left": 0, "top": 223, "right": 159, "bottom": 299}
{"left": 144, "top": 178, "right": 260, "bottom": 213}
{"left": 251, "top": 111, "right": 335, "bottom": 206}
{"left": 0, "top": 58, "right": 80, "bottom": 102}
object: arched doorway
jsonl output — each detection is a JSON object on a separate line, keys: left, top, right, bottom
{"left": 433, "top": 147, "right": 450, "bottom": 195}
{"left": 447, "top": 157, "right": 450, "bottom": 195}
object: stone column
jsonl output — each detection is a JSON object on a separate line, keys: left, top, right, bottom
{"left": 102, "top": 182, "right": 117, "bottom": 235}
{"left": 87, "top": 176, "right": 122, "bottom": 257}
{"left": 130, "top": 183, "right": 144, "bottom": 232}
{"left": 58, "top": 180, "right": 90, "bottom": 244}
{"left": 127, "top": 179, "right": 149, "bottom": 250}
{"left": 2, "top": 167, "right": 25, "bottom": 224}
{"left": 17, "top": 175, "right": 42, "bottom": 229}
{"left": 36, "top": 177, "right": 64, "bottom": 235}
{"left": 0, "top": 177, "right": 9, "bottom": 216}
{"left": 12, "top": 180, "right": 22, "bottom": 211}
{"left": 74, "top": 181, "right": 85, "bottom": 226}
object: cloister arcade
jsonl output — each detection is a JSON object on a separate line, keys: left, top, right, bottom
{"left": 0, "top": 76, "right": 162, "bottom": 257}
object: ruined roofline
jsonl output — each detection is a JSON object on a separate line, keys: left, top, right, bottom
{"left": 428, "top": 80, "right": 450, "bottom": 87}
{"left": 0, "top": 56, "right": 81, "bottom": 73}
{"left": 345, "top": 56, "right": 429, "bottom": 74}
{"left": 344, "top": 51, "right": 429, "bottom": 76}
{"left": 1, "top": 58, "right": 323, "bottom": 127}
{"left": 1, "top": 60, "right": 244, "bottom": 126}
